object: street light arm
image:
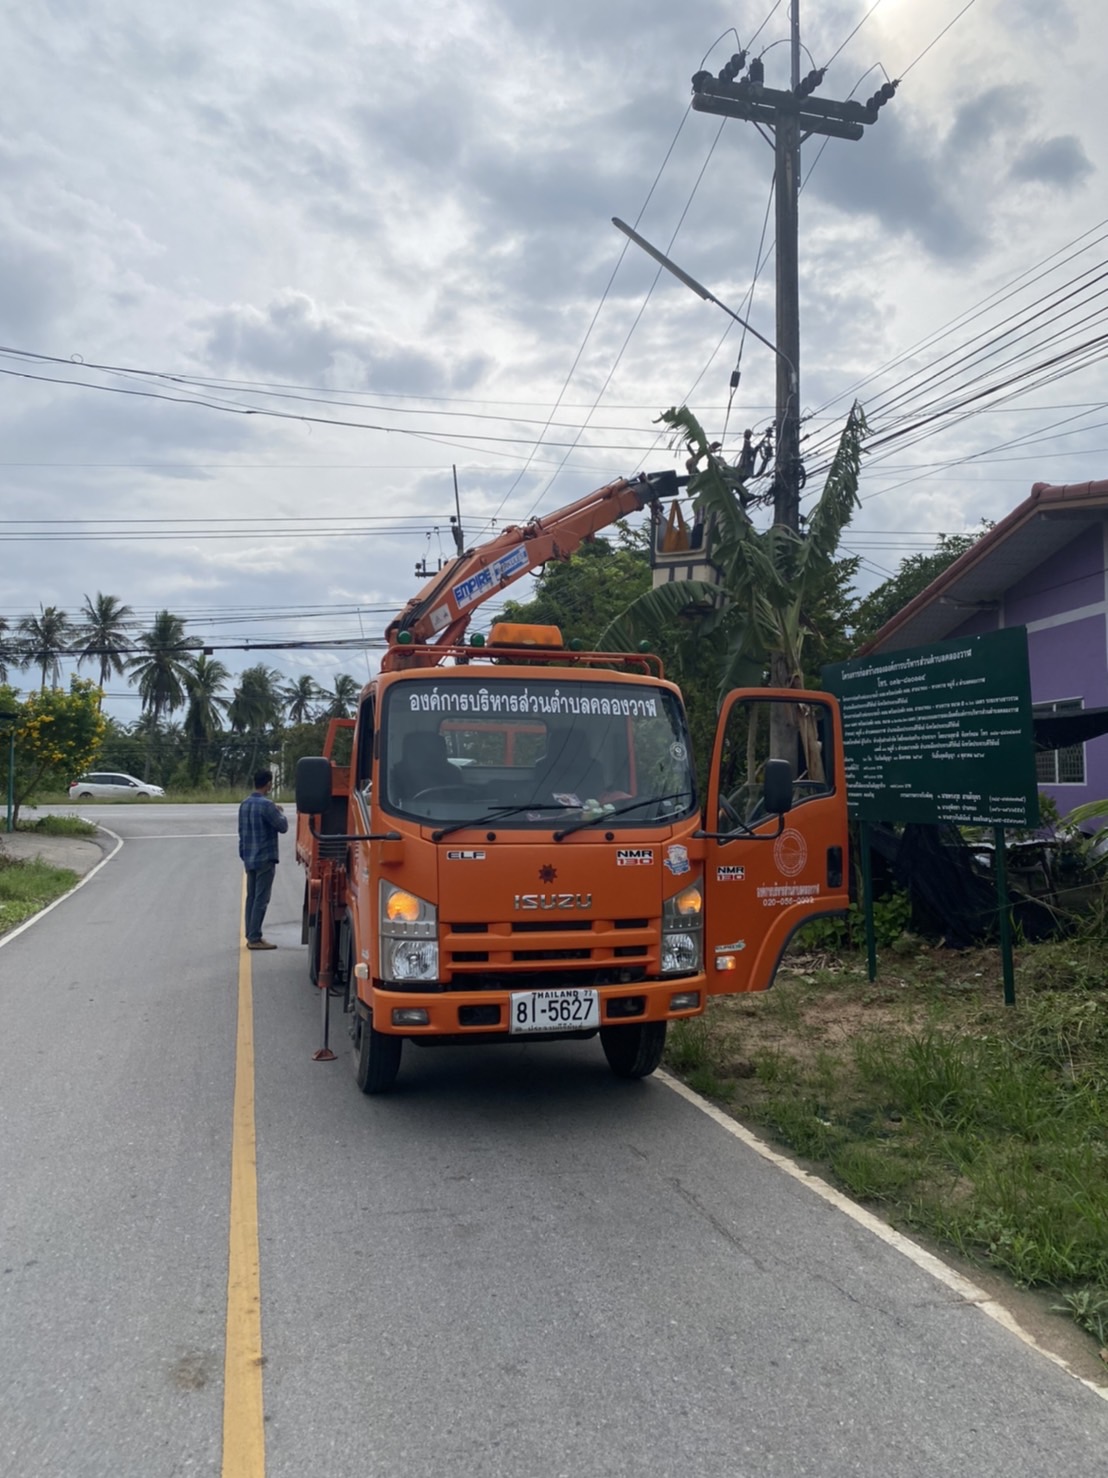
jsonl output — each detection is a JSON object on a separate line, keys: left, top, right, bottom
{"left": 611, "top": 218, "right": 796, "bottom": 385}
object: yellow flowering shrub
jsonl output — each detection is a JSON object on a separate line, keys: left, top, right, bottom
{"left": 0, "top": 680, "right": 107, "bottom": 823}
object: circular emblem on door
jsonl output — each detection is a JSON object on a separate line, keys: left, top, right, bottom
{"left": 773, "top": 828, "right": 808, "bottom": 878}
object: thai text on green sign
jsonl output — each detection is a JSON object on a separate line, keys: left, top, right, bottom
{"left": 823, "top": 628, "right": 1038, "bottom": 827}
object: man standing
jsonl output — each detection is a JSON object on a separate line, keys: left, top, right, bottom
{"left": 238, "top": 768, "right": 289, "bottom": 950}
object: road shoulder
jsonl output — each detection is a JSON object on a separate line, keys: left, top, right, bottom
{"left": 0, "top": 828, "right": 109, "bottom": 877}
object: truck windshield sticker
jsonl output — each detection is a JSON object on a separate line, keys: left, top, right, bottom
{"left": 617, "top": 848, "right": 654, "bottom": 866}
{"left": 406, "top": 686, "right": 659, "bottom": 717}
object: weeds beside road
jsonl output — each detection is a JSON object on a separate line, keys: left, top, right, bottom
{"left": 665, "top": 926, "right": 1108, "bottom": 1359}
{"left": 0, "top": 815, "right": 96, "bottom": 933}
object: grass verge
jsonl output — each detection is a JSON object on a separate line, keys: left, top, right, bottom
{"left": 17, "top": 815, "right": 99, "bottom": 838}
{"left": 0, "top": 855, "right": 80, "bottom": 933}
{"left": 665, "top": 933, "right": 1108, "bottom": 1360}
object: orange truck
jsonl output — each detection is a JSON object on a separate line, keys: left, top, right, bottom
{"left": 295, "top": 472, "right": 849, "bottom": 1092}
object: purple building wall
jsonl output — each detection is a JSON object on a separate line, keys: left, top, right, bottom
{"left": 952, "top": 524, "right": 1108, "bottom": 817}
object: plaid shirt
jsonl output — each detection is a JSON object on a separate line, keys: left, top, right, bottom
{"left": 238, "top": 792, "right": 289, "bottom": 870}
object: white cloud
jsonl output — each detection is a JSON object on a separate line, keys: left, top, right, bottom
{"left": 2, "top": 0, "right": 1108, "bottom": 717}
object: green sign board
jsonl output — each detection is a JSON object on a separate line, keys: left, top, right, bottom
{"left": 823, "top": 627, "right": 1039, "bottom": 827}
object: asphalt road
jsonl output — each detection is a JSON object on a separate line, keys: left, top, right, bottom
{"left": 1, "top": 804, "right": 1106, "bottom": 1477}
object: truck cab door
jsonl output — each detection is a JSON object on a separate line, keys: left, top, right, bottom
{"left": 702, "top": 689, "right": 849, "bottom": 994}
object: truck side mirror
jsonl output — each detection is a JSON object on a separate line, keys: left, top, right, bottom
{"left": 762, "top": 758, "right": 793, "bottom": 816}
{"left": 296, "top": 756, "right": 333, "bottom": 814}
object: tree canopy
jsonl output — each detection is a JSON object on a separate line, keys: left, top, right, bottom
{"left": 1, "top": 679, "right": 106, "bottom": 822}
{"left": 850, "top": 526, "right": 991, "bottom": 649}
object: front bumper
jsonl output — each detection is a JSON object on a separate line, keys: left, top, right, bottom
{"left": 365, "top": 976, "right": 705, "bottom": 1036}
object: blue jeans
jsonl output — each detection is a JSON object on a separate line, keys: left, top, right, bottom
{"left": 244, "top": 862, "right": 277, "bottom": 942}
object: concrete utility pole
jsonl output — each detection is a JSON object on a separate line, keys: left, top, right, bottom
{"left": 691, "top": 5, "right": 895, "bottom": 533}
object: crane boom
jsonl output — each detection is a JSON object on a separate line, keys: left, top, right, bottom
{"left": 384, "top": 471, "right": 677, "bottom": 658}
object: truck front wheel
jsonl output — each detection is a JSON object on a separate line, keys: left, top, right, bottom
{"left": 600, "top": 1021, "right": 667, "bottom": 1079}
{"left": 352, "top": 1009, "right": 402, "bottom": 1094}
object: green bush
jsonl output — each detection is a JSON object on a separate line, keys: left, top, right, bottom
{"left": 794, "top": 889, "right": 913, "bottom": 953}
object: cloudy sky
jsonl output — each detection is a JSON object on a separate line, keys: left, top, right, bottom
{"left": 2, "top": 0, "right": 1105, "bottom": 716}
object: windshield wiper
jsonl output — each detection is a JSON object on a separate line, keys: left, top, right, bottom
{"left": 553, "top": 792, "right": 694, "bottom": 842}
{"left": 430, "top": 801, "right": 578, "bottom": 842}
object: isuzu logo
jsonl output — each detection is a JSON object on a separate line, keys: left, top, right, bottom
{"left": 514, "top": 893, "right": 593, "bottom": 911}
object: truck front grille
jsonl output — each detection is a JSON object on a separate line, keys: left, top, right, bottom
{"left": 443, "top": 915, "right": 656, "bottom": 989}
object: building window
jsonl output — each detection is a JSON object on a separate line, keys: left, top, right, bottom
{"left": 1033, "top": 699, "right": 1086, "bottom": 785}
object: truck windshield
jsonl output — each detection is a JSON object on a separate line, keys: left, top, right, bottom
{"left": 381, "top": 676, "right": 697, "bottom": 830}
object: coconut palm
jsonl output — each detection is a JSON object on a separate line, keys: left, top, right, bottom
{"left": 323, "top": 673, "right": 360, "bottom": 719}
{"left": 229, "top": 664, "right": 284, "bottom": 735}
{"left": 128, "top": 610, "right": 195, "bottom": 735}
{"left": 17, "top": 604, "right": 71, "bottom": 690}
{"left": 0, "top": 617, "right": 13, "bottom": 683}
{"left": 228, "top": 664, "right": 285, "bottom": 781}
{"left": 281, "top": 674, "right": 320, "bottom": 725}
{"left": 184, "top": 655, "right": 231, "bottom": 782}
{"left": 74, "top": 592, "right": 135, "bottom": 693}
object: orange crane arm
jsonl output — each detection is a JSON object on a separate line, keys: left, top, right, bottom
{"left": 384, "top": 471, "right": 677, "bottom": 654}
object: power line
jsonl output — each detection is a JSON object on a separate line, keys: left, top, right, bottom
{"left": 900, "top": 0, "right": 978, "bottom": 80}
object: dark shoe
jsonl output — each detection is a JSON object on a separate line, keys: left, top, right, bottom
{"left": 247, "top": 939, "right": 277, "bottom": 950}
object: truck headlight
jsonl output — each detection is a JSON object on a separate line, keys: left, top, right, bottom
{"left": 379, "top": 882, "right": 439, "bottom": 983}
{"left": 661, "top": 879, "right": 702, "bottom": 975}
{"left": 384, "top": 939, "right": 439, "bottom": 982}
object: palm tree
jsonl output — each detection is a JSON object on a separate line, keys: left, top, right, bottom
{"left": 74, "top": 592, "right": 134, "bottom": 694}
{"left": 18, "top": 604, "right": 71, "bottom": 690}
{"left": 184, "top": 655, "right": 231, "bottom": 783}
{"left": 281, "top": 674, "right": 320, "bottom": 725}
{"left": 128, "top": 611, "right": 195, "bottom": 774}
{"left": 324, "top": 673, "right": 360, "bottom": 719}
{"left": 229, "top": 664, "right": 284, "bottom": 779}
{"left": 229, "top": 664, "right": 284, "bottom": 735}
{"left": 0, "top": 617, "right": 13, "bottom": 683}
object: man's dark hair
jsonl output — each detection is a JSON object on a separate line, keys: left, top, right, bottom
{"left": 254, "top": 768, "right": 274, "bottom": 790}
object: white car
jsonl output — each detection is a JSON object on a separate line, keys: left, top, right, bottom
{"left": 69, "top": 772, "right": 165, "bottom": 801}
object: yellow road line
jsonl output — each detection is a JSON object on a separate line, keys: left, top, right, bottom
{"left": 222, "top": 892, "right": 266, "bottom": 1476}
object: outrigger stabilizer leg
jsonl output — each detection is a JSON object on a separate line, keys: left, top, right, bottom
{"left": 312, "top": 977, "right": 337, "bottom": 1062}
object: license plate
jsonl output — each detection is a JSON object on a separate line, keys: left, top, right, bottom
{"left": 509, "top": 987, "right": 600, "bottom": 1034}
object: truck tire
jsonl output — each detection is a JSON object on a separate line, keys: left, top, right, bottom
{"left": 352, "top": 1010, "right": 402, "bottom": 1094}
{"left": 600, "top": 1021, "right": 667, "bottom": 1079}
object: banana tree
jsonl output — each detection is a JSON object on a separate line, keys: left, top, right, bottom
{"left": 600, "top": 401, "right": 866, "bottom": 782}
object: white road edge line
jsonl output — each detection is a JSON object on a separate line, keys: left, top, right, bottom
{"left": 656, "top": 1068, "right": 1108, "bottom": 1403}
{"left": 0, "top": 826, "right": 124, "bottom": 951}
